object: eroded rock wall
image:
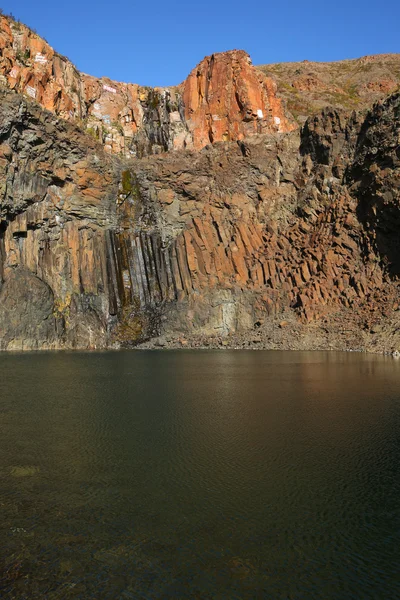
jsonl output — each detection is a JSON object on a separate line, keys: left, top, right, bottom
{"left": 0, "top": 15, "right": 293, "bottom": 158}
{"left": 0, "top": 91, "right": 120, "bottom": 349}
{"left": 181, "top": 50, "right": 294, "bottom": 148}
{"left": 108, "top": 93, "right": 400, "bottom": 347}
{"left": 0, "top": 80, "right": 399, "bottom": 350}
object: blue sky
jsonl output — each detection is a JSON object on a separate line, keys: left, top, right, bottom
{"left": 3, "top": 0, "right": 399, "bottom": 86}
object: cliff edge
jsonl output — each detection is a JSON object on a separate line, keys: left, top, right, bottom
{"left": 0, "top": 13, "right": 400, "bottom": 351}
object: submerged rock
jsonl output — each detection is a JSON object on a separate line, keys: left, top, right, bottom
{"left": 10, "top": 466, "right": 40, "bottom": 477}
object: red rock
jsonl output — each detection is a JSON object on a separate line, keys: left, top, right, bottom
{"left": 0, "top": 17, "right": 294, "bottom": 157}
{"left": 181, "top": 50, "right": 294, "bottom": 149}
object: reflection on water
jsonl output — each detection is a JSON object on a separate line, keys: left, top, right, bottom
{"left": 0, "top": 350, "right": 400, "bottom": 598}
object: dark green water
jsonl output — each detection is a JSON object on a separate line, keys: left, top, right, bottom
{"left": 0, "top": 351, "right": 399, "bottom": 599}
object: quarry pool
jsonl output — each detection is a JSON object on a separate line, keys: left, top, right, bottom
{"left": 0, "top": 350, "right": 399, "bottom": 598}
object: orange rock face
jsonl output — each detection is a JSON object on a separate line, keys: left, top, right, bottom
{"left": 2, "top": 15, "right": 400, "bottom": 352}
{"left": 0, "top": 16, "right": 294, "bottom": 157}
{"left": 181, "top": 50, "right": 294, "bottom": 148}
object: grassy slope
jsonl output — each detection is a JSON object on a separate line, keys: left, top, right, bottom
{"left": 257, "top": 54, "right": 400, "bottom": 123}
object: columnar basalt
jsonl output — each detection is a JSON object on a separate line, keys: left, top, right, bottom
{"left": 0, "top": 91, "right": 120, "bottom": 349}
{"left": 1, "top": 15, "right": 400, "bottom": 351}
{"left": 1, "top": 85, "right": 400, "bottom": 351}
{"left": 109, "top": 97, "right": 400, "bottom": 346}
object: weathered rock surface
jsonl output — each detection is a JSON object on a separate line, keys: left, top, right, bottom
{"left": 1, "top": 14, "right": 400, "bottom": 352}
{"left": 0, "top": 15, "right": 293, "bottom": 158}
{"left": 1, "top": 83, "right": 399, "bottom": 351}
{"left": 0, "top": 268, "right": 57, "bottom": 350}
{"left": 182, "top": 50, "right": 294, "bottom": 148}
{"left": 114, "top": 94, "right": 400, "bottom": 353}
{"left": 0, "top": 90, "right": 119, "bottom": 349}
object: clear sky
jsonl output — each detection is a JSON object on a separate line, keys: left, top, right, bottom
{"left": 3, "top": 0, "right": 399, "bottom": 87}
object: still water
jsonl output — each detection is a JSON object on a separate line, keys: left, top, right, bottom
{"left": 0, "top": 350, "right": 399, "bottom": 599}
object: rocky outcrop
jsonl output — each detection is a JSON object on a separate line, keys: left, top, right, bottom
{"left": 349, "top": 95, "right": 400, "bottom": 280}
{"left": 181, "top": 50, "right": 294, "bottom": 148}
{"left": 111, "top": 96, "right": 400, "bottom": 347}
{"left": 0, "top": 90, "right": 119, "bottom": 349}
{"left": 1, "top": 14, "right": 400, "bottom": 352}
{"left": 1, "top": 84, "right": 399, "bottom": 351}
{"left": 0, "top": 15, "right": 293, "bottom": 158}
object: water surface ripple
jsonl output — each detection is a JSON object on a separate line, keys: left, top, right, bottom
{"left": 0, "top": 350, "right": 399, "bottom": 598}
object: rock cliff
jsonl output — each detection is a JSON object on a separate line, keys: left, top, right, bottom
{"left": 0, "top": 15, "right": 293, "bottom": 158}
{"left": 0, "top": 13, "right": 400, "bottom": 351}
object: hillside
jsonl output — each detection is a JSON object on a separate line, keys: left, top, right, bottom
{"left": 258, "top": 54, "right": 400, "bottom": 123}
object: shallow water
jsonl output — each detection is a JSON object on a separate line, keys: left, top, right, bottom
{"left": 0, "top": 350, "right": 399, "bottom": 599}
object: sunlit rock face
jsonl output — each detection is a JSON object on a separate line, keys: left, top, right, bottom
{"left": 1, "top": 14, "right": 400, "bottom": 351}
{"left": 0, "top": 16, "right": 294, "bottom": 158}
{"left": 180, "top": 50, "right": 295, "bottom": 148}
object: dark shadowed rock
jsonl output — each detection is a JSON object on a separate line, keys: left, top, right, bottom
{"left": 0, "top": 268, "right": 56, "bottom": 349}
